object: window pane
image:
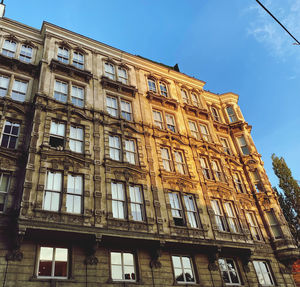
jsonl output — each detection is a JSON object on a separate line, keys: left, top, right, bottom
{"left": 111, "top": 252, "right": 122, "bottom": 264}
{"left": 172, "top": 256, "right": 181, "bottom": 268}
{"left": 111, "top": 265, "right": 123, "bottom": 280}
{"left": 40, "top": 247, "right": 53, "bottom": 260}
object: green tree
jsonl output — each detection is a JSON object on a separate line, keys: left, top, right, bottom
{"left": 272, "top": 154, "right": 300, "bottom": 244}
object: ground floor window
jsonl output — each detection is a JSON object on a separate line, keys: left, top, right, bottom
{"left": 110, "top": 251, "right": 136, "bottom": 282}
{"left": 253, "top": 261, "right": 274, "bottom": 286}
{"left": 218, "top": 258, "right": 241, "bottom": 285}
{"left": 171, "top": 255, "right": 196, "bottom": 283}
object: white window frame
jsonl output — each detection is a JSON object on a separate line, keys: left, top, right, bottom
{"left": 104, "top": 62, "right": 115, "bottom": 80}
{"left": 109, "top": 135, "right": 121, "bottom": 161}
{"left": 11, "top": 79, "right": 28, "bottom": 102}
{"left": 153, "top": 110, "right": 163, "bottom": 129}
{"left": 72, "top": 51, "right": 84, "bottom": 69}
{"left": 110, "top": 251, "right": 136, "bottom": 282}
{"left": 66, "top": 174, "right": 83, "bottom": 214}
{"left": 165, "top": 113, "right": 176, "bottom": 133}
{"left": 199, "top": 157, "right": 211, "bottom": 180}
{"left": 211, "top": 106, "right": 221, "bottom": 122}
{"left": 237, "top": 136, "right": 250, "bottom": 155}
{"left": 188, "top": 120, "right": 200, "bottom": 139}
{"left": 218, "top": 258, "right": 241, "bottom": 285}
{"left": 0, "top": 75, "right": 9, "bottom": 97}
{"left": 253, "top": 261, "right": 274, "bottom": 286}
{"left": 19, "top": 44, "right": 33, "bottom": 63}
{"left": 174, "top": 150, "right": 187, "bottom": 175}
{"left": 111, "top": 182, "right": 126, "bottom": 219}
{"left": 211, "top": 160, "right": 223, "bottom": 181}
{"left": 2, "top": 39, "right": 16, "bottom": 57}
{"left": 171, "top": 255, "right": 196, "bottom": 283}
{"left": 233, "top": 173, "right": 244, "bottom": 193}
{"left": 120, "top": 100, "right": 132, "bottom": 121}
{"left": 0, "top": 172, "right": 10, "bottom": 212}
{"left": 54, "top": 80, "right": 68, "bottom": 103}
{"left": 246, "top": 212, "right": 262, "bottom": 241}
{"left": 1, "top": 120, "right": 20, "bottom": 149}
{"left": 69, "top": 126, "right": 83, "bottom": 153}
{"left": 124, "top": 139, "right": 137, "bottom": 165}
{"left": 161, "top": 147, "right": 172, "bottom": 172}
{"left": 183, "top": 195, "right": 199, "bottom": 228}
{"left": 224, "top": 202, "right": 239, "bottom": 233}
{"left": 129, "top": 185, "right": 144, "bottom": 221}
{"left": 226, "top": 106, "right": 238, "bottom": 123}
{"left": 169, "top": 192, "right": 185, "bottom": 226}
{"left": 148, "top": 78, "right": 157, "bottom": 93}
{"left": 266, "top": 210, "right": 282, "bottom": 239}
{"left": 159, "top": 82, "right": 168, "bottom": 97}
{"left": 49, "top": 121, "right": 65, "bottom": 149}
{"left": 118, "top": 67, "right": 128, "bottom": 84}
{"left": 43, "top": 171, "right": 62, "bottom": 212}
{"left": 211, "top": 200, "right": 228, "bottom": 232}
{"left": 181, "top": 89, "right": 189, "bottom": 104}
{"left": 199, "top": 124, "right": 211, "bottom": 142}
{"left": 220, "top": 137, "right": 231, "bottom": 155}
{"left": 191, "top": 93, "right": 200, "bottom": 107}
{"left": 57, "top": 46, "right": 69, "bottom": 64}
{"left": 71, "top": 85, "right": 84, "bottom": 108}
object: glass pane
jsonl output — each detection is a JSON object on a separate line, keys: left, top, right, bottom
{"left": 53, "top": 173, "right": 62, "bottom": 191}
{"left": 174, "top": 268, "right": 184, "bottom": 282}
{"left": 182, "top": 257, "right": 192, "bottom": 269}
{"left": 40, "top": 247, "right": 53, "bottom": 260}
{"left": 51, "top": 193, "right": 60, "bottom": 211}
{"left": 43, "top": 192, "right": 51, "bottom": 210}
{"left": 172, "top": 256, "right": 181, "bottom": 268}
{"left": 123, "top": 253, "right": 134, "bottom": 265}
{"left": 111, "top": 265, "right": 123, "bottom": 280}
{"left": 73, "top": 196, "right": 81, "bottom": 213}
{"left": 54, "top": 261, "right": 67, "bottom": 277}
{"left": 124, "top": 266, "right": 135, "bottom": 280}
{"left": 55, "top": 248, "right": 68, "bottom": 261}
{"left": 0, "top": 175, "right": 9, "bottom": 192}
{"left": 38, "top": 261, "right": 52, "bottom": 276}
{"left": 111, "top": 252, "right": 122, "bottom": 264}
{"left": 66, "top": 194, "right": 74, "bottom": 213}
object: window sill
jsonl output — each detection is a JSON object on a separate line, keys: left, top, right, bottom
{"left": 30, "top": 277, "right": 76, "bottom": 282}
{"left": 107, "top": 279, "right": 142, "bottom": 285}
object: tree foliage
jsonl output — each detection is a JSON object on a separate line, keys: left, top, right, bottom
{"left": 272, "top": 154, "right": 300, "bottom": 244}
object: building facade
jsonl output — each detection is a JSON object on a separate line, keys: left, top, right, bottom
{"left": 0, "top": 16, "right": 299, "bottom": 287}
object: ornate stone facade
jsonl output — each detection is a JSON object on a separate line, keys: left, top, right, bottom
{"left": 0, "top": 17, "right": 298, "bottom": 287}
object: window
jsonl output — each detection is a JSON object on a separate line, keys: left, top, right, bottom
{"left": 211, "top": 107, "right": 221, "bottom": 122}
{"left": 233, "top": 173, "right": 244, "bottom": 193}
{"left": 211, "top": 160, "right": 223, "bottom": 181}
{"left": 110, "top": 252, "right": 136, "bottom": 281}
{"left": 246, "top": 212, "right": 262, "bottom": 241}
{"left": 183, "top": 195, "right": 199, "bottom": 228}
{"left": 129, "top": 185, "right": 144, "bottom": 221}
{"left": 0, "top": 75, "right": 9, "bottom": 97}
{"left": 19, "top": 45, "right": 33, "bottom": 63}
{"left": 111, "top": 182, "right": 126, "bottom": 219}
{"left": 226, "top": 106, "right": 238, "bottom": 123}
{"left": 106, "top": 96, "right": 118, "bottom": 117}
{"left": 57, "top": 47, "right": 69, "bottom": 64}
{"left": 118, "top": 67, "right": 128, "bottom": 84}
{"left": 169, "top": 192, "right": 184, "bottom": 226}
{"left": 174, "top": 151, "right": 187, "bottom": 175}
{"left": 71, "top": 85, "right": 84, "bottom": 107}
{"left": 121, "top": 100, "right": 132, "bottom": 121}
{"left": 11, "top": 79, "right": 28, "bottom": 102}
{"left": 172, "top": 256, "right": 195, "bottom": 283}
{"left": 72, "top": 51, "right": 84, "bottom": 69}
{"left": 153, "top": 110, "right": 163, "bottom": 129}
{"left": 43, "top": 171, "right": 62, "bottom": 211}
{"left": 2, "top": 40, "right": 16, "bottom": 57}
{"left": 266, "top": 211, "right": 281, "bottom": 239}
{"left": 159, "top": 82, "right": 168, "bottom": 97}
{"left": 124, "top": 139, "right": 137, "bottom": 165}
{"left": 105, "top": 62, "right": 115, "bottom": 80}
{"left": 109, "top": 135, "right": 121, "bottom": 161}
{"left": 161, "top": 147, "right": 172, "bottom": 172}
{"left": 191, "top": 93, "right": 200, "bottom": 107}
{"left": 199, "top": 157, "right": 211, "bottom": 180}
{"left": 0, "top": 173, "right": 10, "bottom": 211}
{"left": 211, "top": 200, "right": 228, "bottom": 232}
{"left": 253, "top": 261, "right": 274, "bottom": 286}
{"left": 224, "top": 202, "right": 239, "bottom": 233}
{"left": 69, "top": 126, "right": 83, "bottom": 153}
{"left": 237, "top": 136, "right": 250, "bottom": 155}
{"left": 220, "top": 138, "right": 231, "bottom": 155}
{"left": 181, "top": 89, "right": 189, "bottom": 103}
{"left": 165, "top": 113, "right": 176, "bottom": 132}
{"left": 54, "top": 80, "right": 68, "bottom": 103}
{"left": 188, "top": 121, "right": 200, "bottom": 139}
{"left": 148, "top": 78, "right": 157, "bottom": 93}
{"left": 37, "top": 246, "right": 68, "bottom": 278}
{"left": 251, "top": 170, "right": 263, "bottom": 193}
{"left": 1, "top": 121, "right": 20, "bottom": 149}
{"left": 49, "top": 121, "right": 65, "bottom": 149}
{"left": 218, "top": 258, "right": 241, "bottom": 285}
{"left": 66, "top": 174, "right": 83, "bottom": 214}
{"left": 199, "top": 124, "right": 211, "bottom": 142}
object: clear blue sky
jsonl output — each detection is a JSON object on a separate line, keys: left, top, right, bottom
{"left": 4, "top": 0, "right": 300, "bottom": 188}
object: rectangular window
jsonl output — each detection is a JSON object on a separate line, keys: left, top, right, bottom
{"left": 0, "top": 173, "right": 10, "bottom": 211}
{"left": 220, "top": 138, "right": 231, "bottom": 155}
{"left": 237, "top": 136, "right": 250, "bottom": 155}
{"left": 111, "top": 182, "right": 125, "bottom": 219}
{"left": 191, "top": 93, "right": 200, "bottom": 107}
{"left": 211, "top": 160, "right": 223, "bottom": 181}
{"left": 174, "top": 150, "right": 186, "bottom": 175}
{"left": 211, "top": 200, "right": 228, "bottom": 232}
{"left": 11, "top": 79, "right": 28, "bottom": 102}
{"left": 109, "top": 135, "right": 121, "bottom": 161}
{"left": 111, "top": 252, "right": 136, "bottom": 281}
{"left": 246, "top": 212, "right": 262, "bottom": 241}
{"left": 124, "top": 139, "right": 137, "bottom": 165}
{"left": 148, "top": 79, "right": 156, "bottom": 93}
{"left": 266, "top": 211, "right": 282, "bottom": 239}
{"left": 226, "top": 106, "right": 238, "bottom": 123}
{"left": 69, "top": 126, "right": 83, "bottom": 153}
{"left": 49, "top": 121, "right": 65, "bottom": 149}
{"left": 161, "top": 147, "right": 172, "bottom": 172}
{"left": 233, "top": 173, "right": 244, "bottom": 193}
{"left": 57, "top": 47, "right": 69, "bottom": 64}
{"left": 172, "top": 256, "right": 195, "bottom": 283}
{"left": 129, "top": 185, "right": 144, "bottom": 221}
{"left": 106, "top": 96, "right": 118, "bottom": 117}
{"left": 19, "top": 45, "right": 33, "bottom": 63}
{"left": 2, "top": 40, "right": 16, "bottom": 57}
{"left": 211, "top": 107, "right": 221, "bottom": 122}
{"left": 159, "top": 82, "right": 168, "bottom": 97}
{"left": 54, "top": 80, "right": 68, "bottom": 103}
{"left": 218, "top": 258, "right": 241, "bottom": 285}
{"left": 199, "top": 157, "right": 211, "bottom": 180}
{"left": 253, "top": 261, "right": 274, "bottom": 286}
{"left": 105, "top": 63, "right": 115, "bottom": 80}
{"left": 199, "top": 124, "right": 211, "bottom": 142}
{"left": 188, "top": 121, "right": 200, "bottom": 139}
{"left": 72, "top": 51, "right": 84, "bottom": 69}
{"left": 71, "top": 85, "right": 84, "bottom": 108}
{"left": 224, "top": 202, "right": 239, "bottom": 233}
{"left": 1, "top": 121, "right": 20, "bottom": 149}
{"left": 184, "top": 195, "right": 199, "bottom": 228}
{"left": 169, "top": 192, "right": 184, "bottom": 226}
{"left": 165, "top": 113, "right": 176, "bottom": 132}
{"left": 38, "top": 247, "right": 68, "bottom": 278}
{"left": 118, "top": 68, "right": 128, "bottom": 84}
{"left": 44, "top": 171, "right": 62, "bottom": 211}
{"left": 153, "top": 110, "right": 163, "bottom": 129}
{"left": 66, "top": 174, "right": 82, "bottom": 214}
{"left": 121, "top": 100, "right": 132, "bottom": 121}
{"left": 181, "top": 89, "right": 189, "bottom": 104}
{"left": 0, "top": 75, "right": 9, "bottom": 97}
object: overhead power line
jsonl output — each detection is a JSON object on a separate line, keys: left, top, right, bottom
{"left": 255, "top": 0, "right": 300, "bottom": 45}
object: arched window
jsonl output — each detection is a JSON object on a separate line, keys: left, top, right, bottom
{"left": 118, "top": 67, "right": 128, "bottom": 84}
{"left": 2, "top": 39, "right": 17, "bottom": 57}
{"left": 19, "top": 45, "right": 33, "bottom": 63}
{"left": 226, "top": 106, "right": 238, "bottom": 123}
{"left": 191, "top": 93, "right": 200, "bottom": 107}
{"left": 148, "top": 78, "right": 157, "bottom": 93}
{"left": 211, "top": 107, "right": 220, "bottom": 122}
{"left": 104, "top": 63, "right": 115, "bottom": 80}
{"left": 181, "top": 89, "right": 189, "bottom": 104}
{"left": 73, "top": 51, "right": 84, "bottom": 69}
{"left": 57, "top": 46, "right": 69, "bottom": 64}
{"left": 159, "top": 82, "right": 168, "bottom": 97}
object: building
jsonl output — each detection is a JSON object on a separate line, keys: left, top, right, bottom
{"left": 0, "top": 8, "right": 299, "bottom": 287}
